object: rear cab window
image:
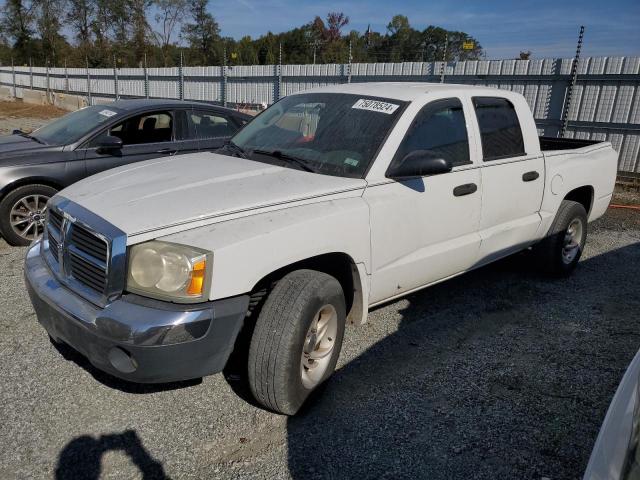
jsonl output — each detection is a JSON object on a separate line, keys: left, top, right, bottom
{"left": 472, "top": 97, "right": 525, "bottom": 161}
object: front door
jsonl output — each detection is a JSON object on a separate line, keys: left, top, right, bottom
{"left": 365, "top": 97, "right": 483, "bottom": 304}
{"left": 82, "top": 110, "right": 179, "bottom": 176}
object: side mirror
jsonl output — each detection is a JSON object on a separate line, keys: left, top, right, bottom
{"left": 387, "top": 150, "right": 453, "bottom": 179}
{"left": 96, "top": 135, "right": 123, "bottom": 152}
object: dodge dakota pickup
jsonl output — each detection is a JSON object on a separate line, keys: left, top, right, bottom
{"left": 25, "top": 83, "right": 618, "bottom": 415}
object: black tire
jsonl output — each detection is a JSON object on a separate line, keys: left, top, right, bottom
{"left": 0, "top": 184, "right": 57, "bottom": 246}
{"left": 248, "top": 269, "right": 346, "bottom": 415}
{"left": 533, "top": 200, "right": 588, "bottom": 276}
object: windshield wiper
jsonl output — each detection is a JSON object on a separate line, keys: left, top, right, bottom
{"left": 16, "top": 131, "right": 45, "bottom": 145}
{"left": 219, "top": 140, "right": 249, "bottom": 158}
{"left": 252, "top": 149, "right": 317, "bottom": 173}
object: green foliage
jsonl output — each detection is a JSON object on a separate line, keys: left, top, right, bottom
{"left": 0, "top": 5, "right": 484, "bottom": 67}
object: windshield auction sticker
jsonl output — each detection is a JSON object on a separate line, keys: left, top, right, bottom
{"left": 98, "top": 109, "right": 117, "bottom": 117}
{"left": 352, "top": 99, "right": 400, "bottom": 114}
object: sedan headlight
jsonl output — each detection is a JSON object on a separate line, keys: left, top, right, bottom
{"left": 126, "top": 241, "right": 212, "bottom": 302}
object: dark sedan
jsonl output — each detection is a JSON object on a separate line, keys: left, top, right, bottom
{"left": 0, "top": 99, "right": 251, "bottom": 245}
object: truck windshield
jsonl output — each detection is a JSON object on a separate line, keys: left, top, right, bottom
{"left": 31, "top": 105, "right": 124, "bottom": 145}
{"left": 230, "top": 93, "right": 407, "bottom": 178}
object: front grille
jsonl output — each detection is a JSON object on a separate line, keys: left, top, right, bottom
{"left": 67, "top": 225, "right": 108, "bottom": 294}
{"left": 69, "top": 250, "right": 107, "bottom": 292}
{"left": 70, "top": 223, "right": 108, "bottom": 264}
{"left": 46, "top": 210, "right": 63, "bottom": 264}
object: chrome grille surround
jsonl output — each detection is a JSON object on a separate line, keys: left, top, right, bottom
{"left": 43, "top": 196, "right": 127, "bottom": 307}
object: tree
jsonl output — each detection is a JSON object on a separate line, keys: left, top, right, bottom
{"left": 181, "top": 0, "right": 220, "bottom": 65}
{"left": 386, "top": 14, "right": 410, "bottom": 35}
{"left": 154, "top": 0, "right": 187, "bottom": 66}
{"left": 36, "top": 0, "right": 67, "bottom": 64}
{"left": 66, "top": 0, "right": 93, "bottom": 49}
{"left": 519, "top": 50, "right": 532, "bottom": 60}
{"left": 1, "top": 0, "right": 38, "bottom": 63}
{"left": 326, "top": 12, "right": 348, "bottom": 41}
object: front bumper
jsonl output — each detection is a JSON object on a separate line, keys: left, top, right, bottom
{"left": 24, "top": 242, "right": 249, "bottom": 383}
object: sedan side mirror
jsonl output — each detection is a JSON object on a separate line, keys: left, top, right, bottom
{"left": 96, "top": 135, "right": 123, "bottom": 152}
{"left": 386, "top": 150, "right": 453, "bottom": 179}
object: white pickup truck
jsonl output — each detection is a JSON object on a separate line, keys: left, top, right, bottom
{"left": 25, "top": 83, "right": 617, "bottom": 415}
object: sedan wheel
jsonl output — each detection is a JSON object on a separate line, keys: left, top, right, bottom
{"left": 9, "top": 194, "right": 50, "bottom": 242}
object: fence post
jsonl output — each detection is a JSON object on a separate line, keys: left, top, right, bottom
{"left": 64, "top": 60, "right": 69, "bottom": 93}
{"left": 85, "top": 57, "right": 92, "bottom": 105}
{"left": 347, "top": 40, "right": 352, "bottom": 83}
{"left": 11, "top": 58, "right": 16, "bottom": 98}
{"left": 440, "top": 33, "right": 448, "bottom": 83}
{"left": 560, "top": 26, "right": 585, "bottom": 138}
{"left": 276, "top": 42, "right": 283, "bottom": 101}
{"left": 46, "top": 60, "right": 51, "bottom": 103}
{"left": 29, "top": 58, "right": 33, "bottom": 90}
{"left": 113, "top": 55, "right": 119, "bottom": 100}
{"left": 178, "top": 51, "right": 184, "bottom": 100}
{"left": 143, "top": 53, "right": 149, "bottom": 99}
{"left": 222, "top": 48, "right": 228, "bottom": 107}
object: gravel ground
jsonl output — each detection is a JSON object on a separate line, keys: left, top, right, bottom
{"left": 0, "top": 207, "right": 638, "bottom": 479}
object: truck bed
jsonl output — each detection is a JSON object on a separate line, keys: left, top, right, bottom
{"left": 539, "top": 136, "right": 601, "bottom": 151}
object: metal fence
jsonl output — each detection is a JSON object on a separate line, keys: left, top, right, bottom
{"left": 1, "top": 56, "right": 639, "bottom": 172}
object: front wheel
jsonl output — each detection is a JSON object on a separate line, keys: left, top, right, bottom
{"left": 0, "top": 184, "right": 57, "bottom": 246}
{"left": 533, "top": 200, "right": 588, "bottom": 276}
{"left": 248, "top": 269, "right": 346, "bottom": 415}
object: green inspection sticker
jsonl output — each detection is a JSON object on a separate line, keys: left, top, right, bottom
{"left": 344, "top": 157, "right": 359, "bottom": 166}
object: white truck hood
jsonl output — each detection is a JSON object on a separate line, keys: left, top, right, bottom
{"left": 59, "top": 152, "right": 366, "bottom": 237}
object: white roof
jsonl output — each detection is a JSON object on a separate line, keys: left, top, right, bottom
{"left": 295, "top": 82, "right": 507, "bottom": 102}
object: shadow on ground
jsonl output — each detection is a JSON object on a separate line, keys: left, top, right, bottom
{"left": 286, "top": 242, "right": 640, "bottom": 479}
{"left": 56, "top": 430, "right": 169, "bottom": 479}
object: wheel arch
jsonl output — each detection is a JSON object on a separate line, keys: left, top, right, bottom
{"left": 0, "top": 176, "right": 63, "bottom": 202}
{"left": 563, "top": 185, "right": 594, "bottom": 216}
{"left": 248, "top": 252, "right": 369, "bottom": 326}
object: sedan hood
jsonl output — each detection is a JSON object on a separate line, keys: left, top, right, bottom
{"left": 59, "top": 152, "right": 366, "bottom": 237}
{"left": 0, "top": 134, "right": 51, "bottom": 160}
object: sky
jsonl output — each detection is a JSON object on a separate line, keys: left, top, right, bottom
{"left": 208, "top": 0, "right": 640, "bottom": 58}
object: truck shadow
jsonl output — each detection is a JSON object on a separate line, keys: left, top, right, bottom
{"left": 55, "top": 429, "right": 169, "bottom": 479}
{"left": 285, "top": 241, "right": 640, "bottom": 479}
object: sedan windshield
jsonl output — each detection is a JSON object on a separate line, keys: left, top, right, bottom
{"left": 230, "top": 93, "right": 407, "bottom": 178}
{"left": 32, "top": 105, "right": 124, "bottom": 145}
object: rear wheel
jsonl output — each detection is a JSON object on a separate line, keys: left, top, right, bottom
{"left": 0, "top": 184, "right": 57, "bottom": 246}
{"left": 248, "top": 269, "right": 346, "bottom": 415}
{"left": 533, "top": 200, "right": 588, "bottom": 276}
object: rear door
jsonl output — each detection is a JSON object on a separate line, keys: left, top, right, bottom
{"left": 187, "top": 108, "right": 243, "bottom": 151}
{"left": 82, "top": 109, "right": 178, "bottom": 176}
{"left": 471, "top": 96, "right": 544, "bottom": 264}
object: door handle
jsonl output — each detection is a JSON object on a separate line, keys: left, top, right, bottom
{"left": 156, "top": 148, "right": 177, "bottom": 155}
{"left": 522, "top": 171, "right": 540, "bottom": 182}
{"left": 453, "top": 183, "right": 478, "bottom": 197}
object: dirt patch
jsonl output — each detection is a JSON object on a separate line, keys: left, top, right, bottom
{"left": 0, "top": 100, "right": 66, "bottom": 120}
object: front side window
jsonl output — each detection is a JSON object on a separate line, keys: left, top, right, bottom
{"left": 230, "top": 93, "right": 407, "bottom": 178}
{"left": 473, "top": 97, "right": 525, "bottom": 161}
{"left": 189, "top": 110, "right": 237, "bottom": 139}
{"left": 90, "top": 111, "right": 173, "bottom": 147}
{"left": 392, "top": 97, "right": 471, "bottom": 169}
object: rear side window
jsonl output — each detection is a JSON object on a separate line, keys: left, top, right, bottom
{"left": 473, "top": 97, "right": 525, "bottom": 161}
{"left": 392, "top": 97, "right": 471, "bottom": 168}
{"left": 189, "top": 110, "right": 238, "bottom": 139}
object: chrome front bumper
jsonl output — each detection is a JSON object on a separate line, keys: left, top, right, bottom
{"left": 24, "top": 241, "right": 249, "bottom": 383}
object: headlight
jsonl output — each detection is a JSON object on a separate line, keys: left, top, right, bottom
{"left": 126, "top": 241, "right": 211, "bottom": 302}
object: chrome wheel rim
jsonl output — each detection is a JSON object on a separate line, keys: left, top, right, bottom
{"left": 9, "top": 194, "right": 49, "bottom": 242}
{"left": 300, "top": 304, "right": 338, "bottom": 389}
{"left": 562, "top": 218, "right": 583, "bottom": 264}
